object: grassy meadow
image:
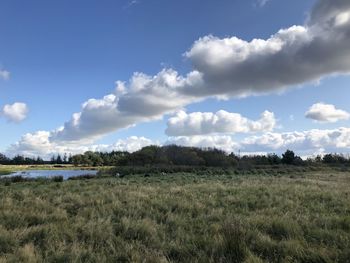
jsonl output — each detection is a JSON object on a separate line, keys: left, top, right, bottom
{"left": 0, "top": 170, "right": 349, "bottom": 262}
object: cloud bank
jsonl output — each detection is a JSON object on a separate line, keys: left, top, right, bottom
{"left": 241, "top": 127, "right": 350, "bottom": 156}
{"left": 8, "top": 126, "right": 350, "bottom": 158}
{"left": 305, "top": 103, "right": 350, "bottom": 123}
{"left": 167, "top": 127, "right": 350, "bottom": 157}
{"left": 166, "top": 110, "right": 276, "bottom": 136}
{"left": 7, "top": 133, "right": 156, "bottom": 158}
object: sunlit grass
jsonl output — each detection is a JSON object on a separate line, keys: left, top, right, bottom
{"left": 0, "top": 171, "right": 349, "bottom": 262}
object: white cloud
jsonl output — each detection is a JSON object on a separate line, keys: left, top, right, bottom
{"left": 1, "top": 102, "right": 28, "bottom": 123}
{"left": 91, "top": 136, "right": 157, "bottom": 153}
{"left": 166, "top": 135, "right": 239, "bottom": 153}
{"left": 166, "top": 110, "right": 276, "bottom": 136}
{"left": 305, "top": 103, "right": 350, "bottom": 123}
{"left": 7, "top": 131, "right": 54, "bottom": 157}
{"left": 7, "top": 127, "right": 350, "bottom": 158}
{"left": 0, "top": 69, "right": 10, "bottom": 80}
{"left": 241, "top": 127, "right": 350, "bottom": 155}
{"left": 7, "top": 134, "right": 156, "bottom": 158}
{"left": 184, "top": 14, "right": 350, "bottom": 98}
{"left": 165, "top": 127, "right": 350, "bottom": 156}
{"left": 50, "top": 69, "right": 202, "bottom": 142}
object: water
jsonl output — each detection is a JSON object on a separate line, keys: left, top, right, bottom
{"left": 8, "top": 170, "right": 98, "bottom": 180}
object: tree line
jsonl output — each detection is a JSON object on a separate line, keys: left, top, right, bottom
{"left": 1, "top": 146, "right": 350, "bottom": 167}
{"left": 0, "top": 151, "right": 128, "bottom": 166}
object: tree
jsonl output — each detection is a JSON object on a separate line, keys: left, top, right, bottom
{"left": 282, "top": 150, "right": 296, "bottom": 165}
{"left": 63, "top": 153, "right": 68, "bottom": 164}
{"left": 12, "top": 155, "right": 25, "bottom": 165}
{"left": 267, "top": 153, "right": 281, "bottom": 165}
{"left": 84, "top": 151, "right": 103, "bottom": 166}
{"left": 56, "top": 154, "right": 63, "bottom": 164}
{"left": 0, "top": 153, "right": 10, "bottom": 165}
{"left": 72, "top": 154, "right": 83, "bottom": 166}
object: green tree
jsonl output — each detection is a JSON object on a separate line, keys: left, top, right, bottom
{"left": 282, "top": 150, "right": 298, "bottom": 165}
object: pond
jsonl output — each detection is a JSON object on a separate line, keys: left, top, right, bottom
{"left": 7, "top": 170, "right": 98, "bottom": 180}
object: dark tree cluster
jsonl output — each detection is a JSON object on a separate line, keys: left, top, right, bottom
{"left": 114, "top": 147, "right": 350, "bottom": 167}
{"left": 314, "top": 153, "right": 350, "bottom": 165}
{"left": 0, "top": 153, "right": 45, "bottom": 165}
{"left": 116, "top": 145, "right": 237, "bottom": 167}
{"left": 0, "top": 153, "right": 70, "bottom": 165}
{"left": 1, "top": 147, "right": 349, "bottom": 167}
{"left": 50, "top": 153, "right": 71, "bottom": 165}
{"left": 0, "top": 151, "right": 128, "bottom": 166}
{"left": 71, "top": 151, "right": 129, "bottom": 167}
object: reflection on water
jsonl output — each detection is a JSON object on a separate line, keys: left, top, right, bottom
{"left": 8, "top": 170, "right": 98, "bottom": 180}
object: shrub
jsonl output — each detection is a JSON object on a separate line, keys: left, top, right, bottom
{"left": 11, "top": 175, "right": 25, "bottom": 183}
{"left": 214, "top": 221, "right": 249, "bottom": 262}
{"left": 68, "top": 174, "right": 96, "bottom": 180}
{"left": 52, "top": 176, "right": 64, "bottom": 182}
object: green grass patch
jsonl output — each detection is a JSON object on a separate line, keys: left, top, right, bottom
{"left": 0, "top": 171, "right": 349, "bottom": 262}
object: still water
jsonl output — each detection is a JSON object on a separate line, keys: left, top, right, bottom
{"left": 8, "top": 170, "right": 98, "bottom": 180}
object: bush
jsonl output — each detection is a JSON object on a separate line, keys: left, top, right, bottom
{"left": 10, "top": 176, "right": 25, "bottom": 183}
{"left": 52, "top": 176, "right": 64, "bottom": 182}
{"left": 68, "top": 174, "right": 96, "bottom": 180}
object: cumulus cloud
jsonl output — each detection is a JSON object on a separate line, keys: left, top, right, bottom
{"left": 1, "top": 102, "right": 28, "bottom": 123}
{"left": 7, "top": 131, "right": 54, "bottom": 157}
{"left": 49, "top": 69, "right": 202, "bottom": 142}
{"left": 7, "top": 133, "right": 156, "bottom": 158}
{"left": 166, "top": 127, "right": 350, "bottom": 157}
{"left": 0, "top": 69, "right": 10, "bottom": 80}
{"left": 7, "top": 127, "right": 350, "bottom": 158}
{"left": 166, "top": 135, "right": 239, "bottom": 153}
{"left": 184, "top": 5, "right": 350, "bottom": 98}
{"left": 91, "top": 136, "right": 158, "bottom": 153}
{"left": 52, "top": 0, "right": 350, "bottom": 143}
{"left": 166, "top": 110, "right": 276, "bottom": 136}
{"left": 241, "top": 127, "right": 350, "bottom": 155}
{"left": 305, "top": 102, "right": 350, "bottom": 123}
{"left": 165, "top": 127, "right": 350, "bottom": 156}
{"left": 309, "top": 0, "right": 350, "bottom": 25}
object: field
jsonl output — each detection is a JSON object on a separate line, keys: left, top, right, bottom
{"left": 0, "top": 170, "right": 349, "bottom": 262}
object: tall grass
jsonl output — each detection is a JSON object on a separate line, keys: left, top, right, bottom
{"left": 0, "top": 171, "right": 349, "bottom": 262}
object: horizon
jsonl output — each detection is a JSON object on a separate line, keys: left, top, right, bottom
{"left": 1, "top": 0, "right": 350, "bottom": 158}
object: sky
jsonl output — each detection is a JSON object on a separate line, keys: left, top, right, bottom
{"left": 1, "top": 0, "right": 350, "bottom": 158}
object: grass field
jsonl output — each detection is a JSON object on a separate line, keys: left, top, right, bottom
{"left": 0, "top": 171, "right": 349, "bottom": 262}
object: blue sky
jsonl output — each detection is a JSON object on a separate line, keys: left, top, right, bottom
{"left": 1, "top": 0, "right": 350, "bottom": 157}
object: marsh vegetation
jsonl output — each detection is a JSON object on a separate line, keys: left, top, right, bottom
{"left": 0, "top": 170, "right": 349, "bottom": 262}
